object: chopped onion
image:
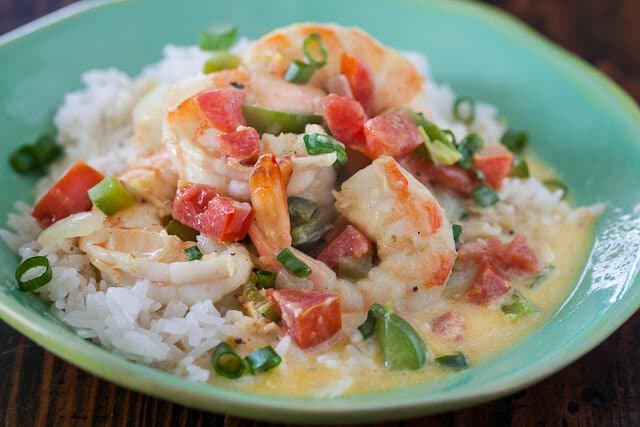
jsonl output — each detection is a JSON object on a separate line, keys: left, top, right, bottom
{"left": 37, "top": 210, "right": 106, "bottom": 250}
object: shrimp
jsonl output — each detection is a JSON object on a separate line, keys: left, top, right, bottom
{"left": 78, "top": 204, "right": 252, "bottom": 305}
{"left": 244, "top": 22, "right": 426, "bottom": 115}
{"left": 249, "top": 154, "right": 456, "bottom": 312}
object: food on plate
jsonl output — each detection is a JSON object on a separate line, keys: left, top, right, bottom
{"left": 1, "top": 22, "right": 602, "bottom": 396}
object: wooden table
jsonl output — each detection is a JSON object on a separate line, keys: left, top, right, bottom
{"left": 1, "top": 1, "right": 639, "bottom": 425}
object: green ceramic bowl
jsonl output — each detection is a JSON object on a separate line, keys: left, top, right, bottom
{"left": 1, "top": 0, "right": 639, "bottom": 424}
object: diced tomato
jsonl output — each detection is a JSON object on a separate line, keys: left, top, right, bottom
{"left": 196, "top": 89, "right": 246, "bottom": 132}
{"left": 473, "top": 143, "right": 513, "bottom": 190}
{"left": 172, "top": 183, "right": 252, "bottom": 242}
{"left": 270, "top": 289, "right": 342, "bottom": 348}
{"left": 323, "top": 94, "right": 367, "bottom": 148}
{"left": 430, "top": 311, "right": 466, "bottom": 341}
{"left": 363, "top": 110, "right": 423, "bottom": 159}
{"left": 489, "top": 234, "right": 540, "bottom": 274}
{"left": 340, "top": 53, "right": 374, "bottom": 113}
{"left": 317, "top": 224, "right": 372, "bottom": 269}
{"left": 218, "top": 127, "right": 260, "bottom": 163}
{"left": 465, "top": 261, "right": 511, "bottom": 305}
{"left": 399, "top": 152, "right": 478, "bottom": 195}
{"left": 31, "top": 161, "right": 104, "bottom": 228}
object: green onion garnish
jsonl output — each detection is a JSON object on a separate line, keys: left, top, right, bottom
{"left": 501, "top": 291, "right": 538, "bottom": 321}
{"left": 528, "top": 265, "right": 556, "bottom": 289}
{"left": 241, "top": 104, "right": 323, "bottom": 135}
{"left": 165, "top": 219, "right": 198, "bottom": 241}
{"left": 303, "top": 133, "right": 348, "bottom": 166}
{"left": 184, "top": 246, "right": 203, "bottom": 261}
{"left": 357, "top": 303, "right": 385, "bottom": 339}
{"left": 337, "top": 254, "right": 372, "bottom": 281}
{"left": 290, "top": 208, "right": 336, "bottom": 247}
{"left": 199, "top": 24, "right": 237, "bottom": 51}
{"left": 501, "top": 130, "right": 529, "bottom": 154}
{"left": 211, "top": 342, "right": 246, "bottom": 379}
{"left": 511, "top": 156, "right": 530, "bottom": 178}
{"left": 373, "top": 303, "right": 427, "bottom": 370}
{"left": 203, "top": 52, "right": 241, "bottom": 74}
{"left": 472, "top": 184, "right": 499, "bottom": 207}
{"left": 249, "top": 269, "right": 276, "bottom": 289}
{"left": 288, "top": 197, "right": 318, "bottom": 227}
{"left": 435, "top": 352, "right": 469, "bottom": 370}
{"left": 9, "top": 146, "right": 37, "bottom": 174}
{"left": 284, "top": 33, "right": 327, "bottom": 84}
{"left": 453, "top": 97, "right": 476, "bottom": 125}
{"left": 276, "top": 248, "right": 312, "bottom": 277}
{"left": 9, "top": 134, "right": 62, "bottom": 174}
{"left": 88, "top": 176, "right": 137, "bottom": 216}
{"left": 418, "top": 126, "right": 462, "bottom": 166}
{"left": 15, "top": 256, "right": 52, "bottom": 292}
{"left": 452, "top": 224, "right": 462, "bottom": 250}
{"left": 457, "top": 133, "right": 484, "bottom": 170}
{"left": 245, "top": 346, "right": 282, "bottom": 374}
{"left": 242, "top": 283, "right": 281, "bottom": 321}
{"left": 543, "top": 179, "right": 568, "bottom": 199}
{"left": 302, "top": 33, "right": 328, "bottom": 68}
{"left": 442, "top": 130, "right": 457, "bottom": 145}
{"left": 283, "top": 60, "right": 317, "bottom": 84}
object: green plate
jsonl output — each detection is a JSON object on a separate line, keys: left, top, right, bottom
{"left": 1, "top": 0, "right": 639, "bottom": 424}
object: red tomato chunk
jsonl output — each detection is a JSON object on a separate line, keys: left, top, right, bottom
{"left": 430, "top": 311, "right": 466, "bottom": 342}
{"left": 465, "top": 261, "right": 511, "bottom": 305}
{"left": 270, "top": 289, "right": 342, "bottom": 348}
{"left": 473, "top": 143, "right": 513, "bottom": 190}
{"left": 196, "top": 89, "right": 246, "bottom": 132}
{"left": 218, "top": 127, "right": 260, "bottom": 163}
{"left": 323, "top": 94, "right": 367, "bottom": 149}
{"left": 172, "top": 183, "right": 252, "bottom": 242}
{"left": 399, "top": 152, "right": 478, "bottom": 196}
{"left": 31, "top": 161, "right": 104, "bottom": 228}
{"left": 340, "top": 53, "right": 374, "bottom": 113}
{"left": 317, "top": 224, "right": 372, "bottom": 269}
{"left": 363, "top": 110, "right": 423, "bottom": 159}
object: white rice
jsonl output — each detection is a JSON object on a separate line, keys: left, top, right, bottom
{"left": 0, "top": 41, "right": 602, "bottom": 397}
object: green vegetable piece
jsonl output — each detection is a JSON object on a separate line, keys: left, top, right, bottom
{"left": 242, "top": 284, "right": 281, "bottom": 321}
{"left": 543, "top": 179, "right": 568, "bottom": 199}
{"left": 88, "top": 176, "right": 137, "bottom": 216}
{"left": 32, "top": 134, "right": 63, "bottom": 168}
{"left": 453, "top": 97, "right": 476, "bottom": 125}
{"left": 276, "top": 248, "right": 312, "bottom": 278}
{"left": 501, "top": 291, "right": 538, "bottom": 321}
{"left": 199, "top": 24, "right": 237, "bottom": 51}
{"left": 511, "top": 155, "right": 530, "bottom": 178}
{"left": 284, "top": 59, "right": 317, "bottom": 84}
{"left": 528, "top": 265, "right": 556, "bottom": 289}
{"left": 211, "top": 342, "right": 246, "bottom": 379}
{"left": 249, "top": 269, "right": 276, "bottom": 289}
{"left": 184, "top": 246, "right": 203, "bottom": 261}
{"left": 165, "top": 219, "right": 198, "bottom": 241}
{"left": 303, "top": 133, "right": 348, "bottom": 166}
{"left": 245, "top": 346, "right": 282, "bottom": 374}
{"left": 472, "top": 184, "right": 500, "bottom": 207}
{"left": 358, "top": 303, "right": 386, "bottom": 339}
{"left": 290, "top": 208, "right": 337, "bottom": 247}
{"left": 452, "top": 224, "right": 463, "bottom": 250}
{"left": 242, "top": 104, "right": 323, "bottom": 135}
{"left": 337, "top": 254, "right": 372, "bottom": 281}
{"left": 9, "top": 146, "right": 37, "bottom": 174}
{"left": 442, "top": 129, "right": 457, "bottom": 145}
{"left": 288, "top": 197, "right": 318, "bottom": 227}
{"left": 302, "top": 33, "right": 328, "bottom": 68}
{"left": 15, "top": 256, "right": 52, "bottom": 292}
{"left": 501, "top": 130, "right": 529, "bottom": 153}
{"left": 457, "top": 133, "right": 484, "bottom": 170}
{"left": 435, "top": 352, "right": 469, "bottom": 370}
{"left": 373, "top": 303, "right": 427, "bottom": 370}
{"left": 418, "top": 126, "right": 462, "bottom": 166}
{"left": 203, "top": 52, "right": 241, "bottom": 74}
{"left": 410, "top": 112, "right": 449, "bottom": 143}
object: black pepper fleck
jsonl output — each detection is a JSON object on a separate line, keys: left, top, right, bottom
{"left": 230, "top": 81, "right": 245, "bottom": 89}
{"left": 412, "top": 286, "right": 419, "bottom": 292}
{"left": 234, "top": 338, "right": 244, "bottom": 345}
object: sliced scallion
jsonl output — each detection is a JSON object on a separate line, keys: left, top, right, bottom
{"left": 199, "top": 24, "right": 237, "bottom": 51}
{"left": 203, "top": 52, "right": 241, "bottom": 74}
{"left": 543, "top": 179, "right": 568, "bottom": 199}
{"left": 337, "top": 254, "right": 372, "bottom": 281}
{"left": 290, "top": 208, "right": 336, "bottom": 247}
{"left": 452, "top": 224, "right": 463, "bottom": 250}
{"left": 249, "top": 269, "right": 276, "bottom": 289}
{"left": 15, "top": 256, "right": 52, "bottom": 292}
{"left": 442, "top": 129, "right": 457, "bottom": 145}
{"left": 288, "top": 197, "right": 318, "bottom": 227}
{"left": 303, "top": 133, "right": 348, "bottom": 166}
{"left": 418, "top": 126, "right": 462, "bottom": 166}
{"left": 245, "top": 346, "right": 282, "bottom": 374}
{"left": 211, "top": 342, "right": 246, "bottom": 379}
{"left": 184, "top": 246, "right": 203, "bottom": 261}
{"left": 528, "top": 265, "right": 556, "bottom": 289}
{"left": 357, "top": 303, "right": 385, "bottom": 340}
{"left": 435, "top": 352, "right": 469, "bottom": 370}
{"left": 9, "top": 146, "right": 37, "bottom": 174}
{"left": 242, "top": 104, "right": 323, "bottom": 135}
{"left": 511, "top": 156, "right": 530, "bottom": 178}
{"left": 283, "top": 59, "right": 317, "bottom": 84}
{"left": 88, "top": 176, "right": 137, "bottom": 216}
{"left": 453, "top": 97, "right": 476, "bottom": 125}
{"left": 501, "top": 130, "right": 529, "bottom": 154}
{"left": 276, "top": 248, "right": 312, "bottom": 277}
{"left": 165, "top": 219, "right": 198, "bottom": 241}
{"left": 501, "top": 291, "right": 538, "bottom": 321}
{"left": 457, "top": 133, "right": 484, "bottom": 170}
{"left": 9, "top": 134, "right": 62, "bottom": 174}
{"left": 302, "top": 33, "right": 328, "bottom": 68}
{"left": 472, "top": 184, "right": 499, "bottom": 207}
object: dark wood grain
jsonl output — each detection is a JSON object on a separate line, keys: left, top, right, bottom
{"left": 1, "top": 1, "right": 639, "bottom": 426}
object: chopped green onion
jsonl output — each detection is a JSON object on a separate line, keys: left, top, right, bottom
{"left": 472, "top": 184, "right": 499, "bottom": 207}
{"left": 501, "top": 291, "right": 538, "bottom": 321}
{"left": 184, "top": 246, "right": 203, "bottom": 261}
{"left": 9, "top": 134, "right": 62, "bottom": 174}
{"left": 203, "top": 52, "right": 241, "bottom": 74}
{"left": 302, "top": 33, "right": 328, "bottom": 68}
{"left": 528, "top": 265, "right": 556, "bottom": 289}
{"left": 165, "top": 219, "right": 198, "bottom": 241}
{"left": 283, "top": 59, "right": 317, "bottom": 84}
{"left": 543, "top": 179, "right": 568, "bottom": 199}
{"left": 88, "top": 176, "right": 137, "bottom": 216}
{"left": 337, "top": 254, "right": 372, "bottom": 281}
{"left": 452, "top": 224, "right": 463, "bottom": 250}
{"left": 290, "top": 208, "right": 336, "bottom": 247}
{"left": 435, "top": 352, "right": 469, "bottom": 370}
{"left": 501, "top": 130, "right": 529, "bottom": 154}
{"left": 457, "top": 133, "right": 484, "bottom": 170}
{"left": 442, "top": 129, "right": 457, "bottom": 145}
{"left": 9, "top": 146, "right": 37, "bottom": 174}
{"left": 511, "top": 156, "right": 530, "bottom": 178}
{"left": 303, "top": 134, "right": 348, "bottom": 166}
{"left": 245, "top": 346, "right": 282, "bottom": 374}
{"left": 211, "top": 342, "right": 246, "bottom": 379}
{"left": 288, "top": 197, "right": 318, "bottom": 227}
{"left": 199, "top": 24, "right": 237, "bottom": 51}
{"left": 410, "top": 112, "right": 450, "bottom": 144}
{"left": 242, "top": 104, "right": 323, "bottom": 135}
{"left": 373, "top": 303, "right": 427, "bottom": 370}
{"left": 276, "top": 248, "right": 312, "bottom": 277}
{"left": 15, "top": 256, "right": 52, "bottom": 292}
{"left": 358, "top": 303, "right": 385, "bottom": 339}
{"left": 242, "top": 284, "right": 281, "bottom": 321}
{"left": 453, "top": 97, "right": 476, "bottom": 125}
{"left": 249, "top": 269, "right": 276, "bottom": 289}
{"left": 418, "top": 126, "right": 462, "bottom": 166}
